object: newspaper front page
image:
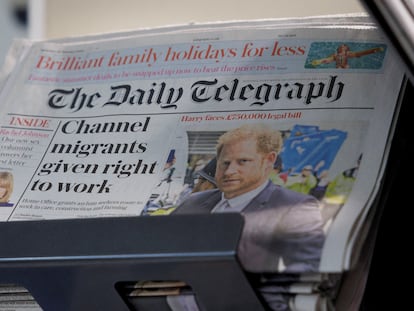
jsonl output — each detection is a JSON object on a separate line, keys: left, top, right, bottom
{"left": 0, "top": 14, "right": 405, "bottom": 284}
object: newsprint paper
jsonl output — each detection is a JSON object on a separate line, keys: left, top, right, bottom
{"left": 0, "top": 14, "right": 406, "bottom": 311}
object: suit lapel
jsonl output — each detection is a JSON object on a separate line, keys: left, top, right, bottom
{"left": 200, "top": 190, "right": 222, "bottom": 212}
{"left": 243, "top": 181, "right": 276, "bottom": 212}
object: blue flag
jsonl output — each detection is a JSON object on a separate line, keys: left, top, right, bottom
{"left": 280, "top": 126, "right": 347, "bottom": 175}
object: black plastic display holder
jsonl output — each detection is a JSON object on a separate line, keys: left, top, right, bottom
{"left": 0, "top": 213, "right": 266, "bottom": 311}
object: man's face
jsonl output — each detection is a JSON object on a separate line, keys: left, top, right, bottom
{"left": 215, "top": 138, "right": 275, "bottom": 199}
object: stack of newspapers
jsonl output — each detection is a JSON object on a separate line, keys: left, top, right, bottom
{"left": 0, "top": 13, "right": 406, "bottom": 311}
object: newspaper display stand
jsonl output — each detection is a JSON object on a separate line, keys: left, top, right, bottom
{"left": 0, "top": 214, "right": 266, "bottom": 311}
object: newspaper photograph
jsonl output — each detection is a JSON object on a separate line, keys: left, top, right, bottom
{"left": 0, "top": 14, "right": 405, "bottom": 282}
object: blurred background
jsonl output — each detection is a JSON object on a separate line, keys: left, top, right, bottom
{"left": 1, "top": 0, "right": 366, "bottom": 65}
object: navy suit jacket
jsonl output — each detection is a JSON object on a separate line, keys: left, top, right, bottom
{"left": 173, "top": 181, "right": 325, "bottom": 273}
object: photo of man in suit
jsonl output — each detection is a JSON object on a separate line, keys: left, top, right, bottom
{"left": 173, "top": 124, "right": 325, "bottom": 274}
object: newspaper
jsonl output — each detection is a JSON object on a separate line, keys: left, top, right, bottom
{"left": 0, "top": 13, "right": 406, "bottom": 310}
